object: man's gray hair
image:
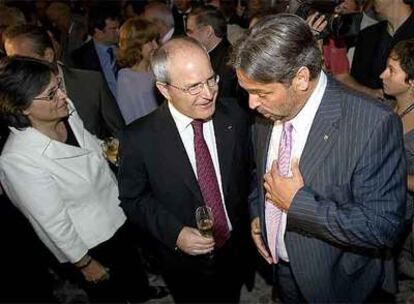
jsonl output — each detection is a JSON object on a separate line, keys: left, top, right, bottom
{"left": 151, "top": 36, "right": 208, "bottom": 83}
{"left": 145, "top": 1, "right": 174, "bottom": 29}
{"left": 230, "top": 13, "right": 322, "bottom": 84}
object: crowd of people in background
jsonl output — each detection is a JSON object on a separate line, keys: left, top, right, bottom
{"left": 0, "top": 0, "right": 413, "bottom": 303}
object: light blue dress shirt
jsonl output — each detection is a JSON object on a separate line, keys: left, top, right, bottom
{"left": 94, "top": 42, "right": 118, "bottom": 98}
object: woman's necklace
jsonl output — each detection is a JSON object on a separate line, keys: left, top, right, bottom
{"left": 399, "top": 101, "right": 414, "bottom": 118}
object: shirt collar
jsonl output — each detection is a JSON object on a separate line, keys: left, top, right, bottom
{"left": 168, "top": 101, "right": 194, "bottom": 133}
{"left": 94, "top": 39, "right": 115, "bottom": 51}
{"left": 161, "top": 28, "right": 175, "bottom": 44}
{"left": 289, "top": 71, "right": 327, "bottom": 132}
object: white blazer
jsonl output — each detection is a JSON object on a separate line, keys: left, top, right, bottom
{"left": 0, "top": 102, "right": 126, "bottom": 263}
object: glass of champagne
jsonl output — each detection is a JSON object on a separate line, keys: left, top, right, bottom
{"left": 195, "top": 206, "right": 214, "bottom": 238}
{"left": 102, "top": 137, "right": 120, "bottom": 166}
{"left": 195, "top": 206, "right": 215, "bottom": 259}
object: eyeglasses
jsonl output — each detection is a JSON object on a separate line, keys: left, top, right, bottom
{"left": 165, "top": 74, "right": 220, "bottom": 95}
{"left": 33, "top": 78, "right": 63, "bottom": 102}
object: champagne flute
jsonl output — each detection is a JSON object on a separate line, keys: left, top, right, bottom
{"left": 102, "top": 137, "right": 120, "bottom": 166}
{"left": 195, "top": 206, "right": 215, "bottom": 258}
{"left": 196, "top": 206, "right": 214, "bottom": 237}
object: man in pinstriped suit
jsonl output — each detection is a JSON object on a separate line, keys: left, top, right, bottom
{"left": 231, "top": 14, "right": 407, "bottom": 302}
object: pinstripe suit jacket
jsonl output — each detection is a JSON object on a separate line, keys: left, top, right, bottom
{"left": 251, "top": 78, "right": 407, "bottom": 302}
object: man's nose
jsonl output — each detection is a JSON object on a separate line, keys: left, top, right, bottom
{"left": 248, "top": 94, "right": 261, "bottom": 110}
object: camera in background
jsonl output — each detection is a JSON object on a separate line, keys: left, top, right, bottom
{"left": 291, "top": 0, "right": 363, "bottom": 39}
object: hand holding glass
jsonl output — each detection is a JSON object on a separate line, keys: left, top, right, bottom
{"left": 195, "top": 206, "right": 214, "bottom": 239}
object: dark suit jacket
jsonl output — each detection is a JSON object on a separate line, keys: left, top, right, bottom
{"left": 118, "top": 99, "right": 254, "bottom": 273}
{"left": 351, "top": 13, "right": 414, "bottom": 89}
{"left": 72, "top": 39, "right": 102, "bottom": 73}
{"left": 210, "top": 38, "right": 238, "bottom": 99}
{"left": 172, "top": 5, "right": 188, "bottom": 36}
{"left": 251, "top": 77, "right": 406, "bottom": 302}
{"left": 62, "top": 65, "right": 125, "bottom": 138}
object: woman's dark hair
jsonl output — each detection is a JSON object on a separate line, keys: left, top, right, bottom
{"left": 391, "top": 38, "right": 414, "bottom": 83}
{"left": 0, "top": 56, "right": 57, "bottom": 129}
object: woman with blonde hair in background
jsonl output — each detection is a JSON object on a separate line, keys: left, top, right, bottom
{"left": 117, "top": 17, "right": 160, "bottom": 125}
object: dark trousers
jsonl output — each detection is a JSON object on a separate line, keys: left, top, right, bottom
{"left": 161, "top": 235, "right": 249, "bottom": 303}
{"left": 0, "top": 194, "right": 55, "bottom": 303}
{"left": 60, "top": 224, "right": 150, "bottom": 303}
{"left": 275, "top": 260, "right": 306, "bottom": 304}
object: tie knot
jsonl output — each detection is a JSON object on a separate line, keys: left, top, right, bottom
{"left": 191, "top": 119, "right": 204, "bottom": 134}
{"left": 283, "top": 122, "right": 293, "bottom": 134}
{"left": 107, "top": 47, "right": 115, "bottom": 62}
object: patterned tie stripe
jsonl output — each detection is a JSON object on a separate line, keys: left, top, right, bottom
{"left": 191, "top": 119, "right": 230, "bottom": 248}
{"left": 265, "top": 122, "right": 293, "bottom": 263}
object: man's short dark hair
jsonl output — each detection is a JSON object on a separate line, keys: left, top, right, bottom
{"left": 0, "top": 56, "right": 56, "bottom": 129}
{"left": 230, "top": 13, "right": 322, "bottom": 84}
{"left": 88, "top": 4, "right": 120, "bottom": 35}
{"left": 189, "top": 5, "right": 227, "bottom": 38}
{"left": 3, "top": 24, "right": 54, "bottom": 58}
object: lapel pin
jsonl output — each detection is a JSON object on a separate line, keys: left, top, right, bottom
{"left": 227, "top": 125, "right": 233, "bottom": 130}
{"left": 323, "top": 134, "right": 329, "bottom": 141}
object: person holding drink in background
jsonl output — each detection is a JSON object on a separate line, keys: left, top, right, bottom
{"left": 118, "top": 37, "right": 255, "bottom": 303}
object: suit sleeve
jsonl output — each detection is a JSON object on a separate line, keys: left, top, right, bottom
{"left": 118, "top": 129, "right": 184, "bottom": 250}
{"left": 0, "top": 154, "right": 89, "bottom": 263}
{"left": 287, "top": 111, "right": 406, "bottom": 249}
{"left": 248, "top": 123, "right": 260, "bottom": 220}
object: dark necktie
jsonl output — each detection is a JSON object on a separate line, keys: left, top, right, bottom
{"left": 107, "top": 47, "right": 119, "bottom": 78}
{"left": 191, "top": 119, "right": 230, "bottom": 248}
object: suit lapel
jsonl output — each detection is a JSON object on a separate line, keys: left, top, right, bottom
{"left": 155, "top": 104, "right": 204, "bottom": 204}
{"left": 255, "top": 115, "right": 273, "bottom": 178}
{"left": 213, "top": 106, "right": 235, "bottom": 197}
{"left": 300, "top": 79, "right": 342, "bottom": 182}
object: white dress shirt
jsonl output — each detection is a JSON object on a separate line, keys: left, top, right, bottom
{"left": 168, "top": 102, "right": 232, "bottom": 230}
{"left": 266, "top": 71, "right": 327, "bottom": 262}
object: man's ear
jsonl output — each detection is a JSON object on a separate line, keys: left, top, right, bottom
{"left": 205, "top": 25, "right": 214, "bottom": 38}
{"left": 292, "top": 67, "right": 311, "bottom": 92}
{"left": 156, "top": 82, "right": 171, "bottom": 101}
{"left": 22, "top": 107, "right": 31, "bottom": 116}
{"left": 93, "top": 27, "right": 103, "bottom": 39}
{"left": 43, "top": 47, "right": 55, "bottom": 63}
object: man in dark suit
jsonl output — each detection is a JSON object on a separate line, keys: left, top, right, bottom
{"left": 71, "top": 5, "right": 120, "bottom": 99}
{"left": 230, "top": 14, "right": 407, "bottom": 302}
{"left": 171, "top": 0, "right": 193, "bottom": 35}
{"left": 144, "top": 2, "right": 180, "bottom": 45}
{"left": 4, "top": 24, "right": 124, "bottom": 138}
{"left": 118, "top": 37, "right": 254, "bottom": 303}
{"left": 186, "top": 5, "right": 238, "bottom": 99}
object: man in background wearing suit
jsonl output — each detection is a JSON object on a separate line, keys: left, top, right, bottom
{"left": 186, "top": 5, "right": 238, "bottom": 99}
{"left": 4, "top": 24, "right": 124, "bottom": 139}
{"left": 118, "top": 37, "right": 254, "bottom": 303}
{"left": 72, "top": 5, "right": 120, "bottom": 99}
{"left": 231, "top": 14, "right": 407, "bottom": 302}
{"left": 144, "top": 1, "right": 178, "bottom": 45}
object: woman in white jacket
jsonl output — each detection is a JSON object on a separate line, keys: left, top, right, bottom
{"left": 0, "top": 56, "right": 160, "bottom": 303}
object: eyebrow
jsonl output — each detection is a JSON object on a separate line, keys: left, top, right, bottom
{"left": 184, "top": 74, "right": 215, "bottom": 88}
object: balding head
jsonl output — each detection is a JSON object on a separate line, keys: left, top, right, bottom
{"left": 151, "top": 36, "right": 208, "bottom": 83}
{"left": 144, "top": 2, "right": 174, "bottom": 37}
{"left": 152, "top": 37, "right": 217, "bottom": 120}
{"left": 46, "top": 2, "right": 71, "bottom": 32}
